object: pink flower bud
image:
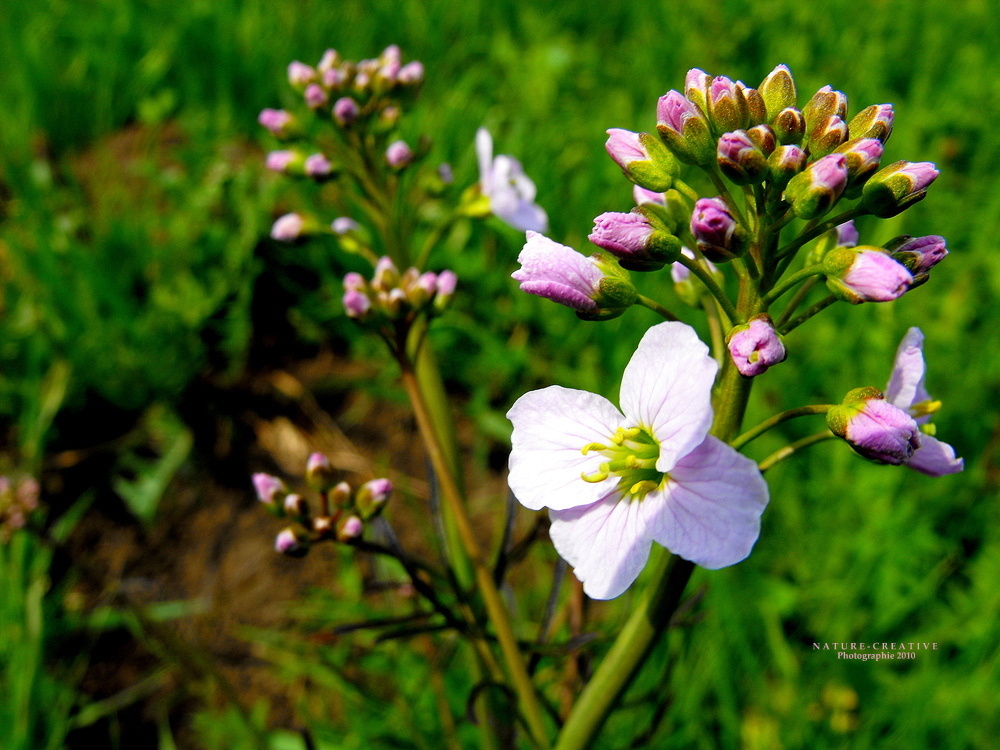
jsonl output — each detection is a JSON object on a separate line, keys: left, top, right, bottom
{"left": 266, "top": 150, "right": 297, "bottom": 173}
{"left": 827, "top": 387, "right": 921, "bottom": 465}
{"left": 889, "top": 235, "right": 948, "bottom": 275}
{"left": 343, "top": 289, "right": 371, "bottom": 318}
{"left": 324, "top": 67, "right": 347, "bottom": 88}
{"left": 633, "top": 185, "right": 666, "bottom": 206}
{"left": 305, "top": 84, "right": 328, "bottom": 110}
{"left": 270, "top": 213, "right": 305, "bottom": 242}
{"left": 304, "top": 153, "right": 333, "bottom": 178}
{"left": 283, "top": 493, "right": 309, "bottom": 518}
{"left": 337, "top": 515, "right": 364, "bottom": 542}
{"left": 397, "top": 61, "right": 424, "bottom": 85}
{"left": 275, "top": 527, "right": 309, "bottom": 557}
{"left": 605, "top": 129, "right": 648, "bottom": 168}
{"left": 252, "top": 473, "right": 284, "bottom": 505}
{"left": 837, "top": 138, "right": 884, "bottom": 184}
{"left": 287, "top": 61, "right": 315, "bottom": 88}
{"left": 783, "top": 153, "right": 848, "bottom": 219}
{"left": 861, "top": 161, "right": 939, "bottom": 217}
{"left": 258, "top": 108, "right": 293, "bottom": 136}
{"left": 849, "top": 103, "right": 894, "bottom": 143}
{"left": 332, "top": 217, "right": 360, "bottom": 235}
{"left": 836, "top": 220, "right": 859, "bottom": 248}
{"left": 436, "top": 269, "right": 457, "bottom": 297}
{"left": 657, "top": 90, "right": 700, "bottom": 134}
{"left": 717, "top": 130, "right": 766, "bottom": 184}
{"left": 589, "top": 211, "right": 680, "bottom": 270}
{"left": 690, "top": 198, "right": 743, "bottom": 261}
{"left": 317, "top": 49, "right": 340, "bottom": 73}
{"left": 727, "top": 316, "right": 787, "bottom": 377}
{"left": 333, "top": 97, "right": 360, "bottom": 125}
{"left": 823, "top": 246, "right": 913, "bottom": 303}
{"left": 386, "top": 140, "right": 413, "bottom": 168}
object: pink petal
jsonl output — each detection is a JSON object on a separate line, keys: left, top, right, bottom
{"left": 906, "top": 434, "right": 964, "bottom": 477}
{"left": 648, "top": 437, "right": 768, "bottom": 569}
{"left": 619, "top": 322, "right": 717, "bottom": 473}
{"left": 885, "top": 327, "right": 929, "bottom": 409}
{"left": 549, "top": 494, "right": 657, "bottom": 600}
{"left": 507, "top": 386, "right": 626, "bottom": 511}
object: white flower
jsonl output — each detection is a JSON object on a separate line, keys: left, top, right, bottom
{"left": 476, "top": 128, "right": 548, "bottom": 233}
{"left": 885, "top": 327, "right": 964, "bottom": 476}
{"left": 507, "top": 322, "right": 768, "bottom": 599}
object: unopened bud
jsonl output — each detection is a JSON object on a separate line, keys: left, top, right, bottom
{"left": 337, "top": 515, "right": 364, "bottom": 543}
{"left": 707, "top": 76, "right": 750, "bottom": 134}
{"left": 783, "top": 153, "right": 848, "bottom": 219}
{"left": 304, "top": 83, "right": 328, "bottom": 109}
{"left": 772, "top": 107, "right": 806, "bottom": 145}
{"left": 317, "top": 49, "right": 340, "bottom": 74}
{"left": 372, "top": 256, "right": 400, "bottom": 291}
{"left": 356, "top": 478, "right": 392, "bottom": 520}
{"left": 304, "top": 153, "right": 334, "bottom": 179}
{"left": 397, "top": 61, "right": 424, "bottom": 85}
{"left": 266, "top": 150, "right": 303, "bottom": 174}
{"left": 656, "top": 90, "right": 715, "bottom": 165}
{"left": 766, "top": 145, "right": 808, "bottom": 190}
{"left": 604, "top": 129, "right": 678, "bottom": 192}
{"left": 589, "top": 211, "right": 682, "bottom": 271}
{"left": 690, "top": 197, "right": 746, "bottom": 262}
{"left": 684, "top": 68, "right": 712, "bottom": 112}
{"left": 803, "top": 85, "right": 848, "bottom": 136}
{"left": 333, "top": 97, "right": 360, "bottom": 125}
{"left": 759, "top": 64, "right": 797, "bottom": 121}
{"left": 283, "top": 493, "right": 310, "bottom": 520}
{"left": 288, "top": 61, "right": 316, "bottom": 88}
{"left": 887, "top": 235, "right": 948, "bottom": 276}
{"left": 275, "top": 527, "right": 310, "bottom": 557}
{"left": 258, "top": 109, "right": 295, "bottom": 138}
{"left": 822, "top": 246, "right": 913, "bottom": 303}
{"left": 332, "top": 217, "right": 361, "bottom": 235}
{"left": 252, "top": 473, "right": 286, "bottom": 511}
{"left": 807, "top": 115, "right": 849, "bottom": 157}
{"left": 861, "top": 161, "right": 939, "bottom": 218}
{"left": 746, "top": 124, "right": 777, "bottom": 155}
{"left": 717, "top": 130, "right": 767, "bottom": 185}
{"left": 270, "top": 213, "right": 307, "bottom": 242}
{"left": 329, "top": 481, "right": 353, "bottom": 509}
{"left": 827, "top": 386, "right": 921, "bottom": 465}
{"left": 433, "top": 270, "right": 457, "bottom": 312}
{"left": 386, "top": 140, "right": 413, "bottom": 169}
{"left": 738, "top": 83, "right": 768, "bottom": 126}
{"left": 849, "top": 104, "right": 894, "bottom": 143}
{"left": 836, "top": 138, "right": 884, "bottom": 189}
{"left": 306, "top": 452, "right": 337, "bottom": 491}
{"left": 726, "top": 315, "right": 787, "bottom": 377}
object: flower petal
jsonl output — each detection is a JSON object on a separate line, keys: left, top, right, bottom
{"left": 906, "top": 434, "right": 964, "bottom": 476}
{"left": 549, "top": 494, "right": 656, "bottom": 600}
{"left": 497, "top": 199, "right": 549, "bottom": 233}
{"left": 648, "top": 437, "right": 768, "bottom": 569}
{"left": 476, "top": 127, "right": 493, "bottom": 187}
{"left": 885, "top": 327, "right": 930, "bottom": 409}
{"left": 619, "top": 322, "right": 717, "bottom": 472}
{"left": 508, "top": 386, "right": 626, "bottom": 511}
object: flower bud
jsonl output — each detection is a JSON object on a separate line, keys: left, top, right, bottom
{"left": 887, "top": 235, "right": 948, "bottom": 276}
{"left": 304, "top": 83, "right": 328, "bottom": 109}
{"left": 738, "top": 83, "right": 768, "bottom": 126}
{"left": 783, "top": 153, "right": 848, "bottom": 219}
{"left": 258, "top": 109, "right": 295, "bottom": 138}
{"left": 337, "top": 515, "right": 364, "bottom": 543}
{"left": 386, "top": 140, "right": 413, "bottom": 169}
{"left": 766, "top": 145, "right": 808, "bottom": 190}
{"left": 759, "top": 64, "right": 797, "bottom": 121}
{"left": 252, "top": 473, "right": 286, "bottom": 509}
{"left": 343, "top": 289, "right": 372, "bottom": 319}
{"left": 716, "top": 130, "right": 767, "bottom": 185}
{"left": 707, "top": 76, "right": 750, "bottom": 134}
{"left": 270, "top": 213, "right": 307, "bottom": 242}
{"left": 356, "top": 478, "right": 392, "bottom": 520}
{"left": 807, "top": 115, "right": 849, "bottom": 157}
{"left": 433, "top": 270, "right": 458, "bottom": 312}
{"left": 283, "top": 493, "right": 310, "bottom": 520}
{"left": 827, "top": 386, "right": 921, "bottom": 465}
{"left": 822, "top": 246, "right": 913, "bottom": 303}
{"left": 656, "top": 90, "right": 715, "bottom": 165}
{"left": 266, "top": 150, "right": 303, "bottom": 174}
{"left": 306, "top": 452, "right": 337, "bottom": 492}
{"left": 836, "top": 220, "right": 859, "bottom": 248}
{"left": 835, "top": 138, "right": 884, "bottom": 189}
{"left": 690, "top": 197, "right": 746, "bottom": 262}
{"left": 588, "top": 211, "right": 682, "bottom": 271}
{"left": 317, "top": 49, "right": 340, "bottom": 74}
{"left": 287, "top": 61, "right": 316, "bottom": 88}
{"left": 324, "top": 67, "right": 348, "bottom": 89}
{"left": 633, "top": 185, "right": 666, "bottom": 206}
{"left": 803, "top": 85, "right": 847, "bottom": 137}
{"left": 772, "top": 107, "right": 806, "bottom": 145}
{"left": 849, "top": 104, "right": 894, "bottom": 143}
{"left": 512, "top": 232, "right": 636, "bottom": 320}
{"left": 604, "top": 129, "right": 678, "bottom": 192}
{"left": 746, "top": 124, "right": 777, "bottom": 155}
{"left": 684, "top": 68, "right": 712, "bottom": 112}
{"left": 275, "top": 527, "right": 310, "bottom": 557}
{"left": 333, "top": 97, "right": 360, "bottom": 125}
{"left": 726, "top": 315, "right": 787, "bottom": 377}
{"left": 397, "top": 61, "right": 424, "bottom": 85}
{"left": 304, "top": 153, "right": 334, "bottom": 179}
{"left": 332, "top": 217, "right": 361, "bottom": 235}
{"left": 329, "top": 481, "right": 353, "bottom": 509}
{"left": 861, "top": 161, "right": 939, "bottom": 218}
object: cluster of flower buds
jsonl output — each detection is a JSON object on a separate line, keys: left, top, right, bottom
{"left": 253, "top": 455, "right": 392, "bottom": 557}
{"left": 343, "top": 257, "right": 457, "bottom": 323}
{"left": 651, "top": 65, "right": 937, "bottom": 222}
{"left": 0, "top": 475, "right": 40, "bottom": 542}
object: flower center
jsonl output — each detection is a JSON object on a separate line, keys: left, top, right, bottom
{"left": 580, "top": 426, "right": 666, "bottom": 500}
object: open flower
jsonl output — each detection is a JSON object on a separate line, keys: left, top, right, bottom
{"left": 885, "top": 328, "right": 963, "bottom": 476}
{"left": 507, "top": 322, "right": 768, "bottom": 599}
{"left": 476, "top": 128, "right": 548, "bottom": 233}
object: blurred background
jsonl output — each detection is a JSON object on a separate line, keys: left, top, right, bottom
{"left": 1, "top": 0, "right": 998, "bottom": 747}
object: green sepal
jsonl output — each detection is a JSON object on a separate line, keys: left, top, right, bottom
{"left": 760, "top": 66, "right": 797, "bottom": 121}
{"left": 849, "top": 105, "right": 892, "bottom": 143}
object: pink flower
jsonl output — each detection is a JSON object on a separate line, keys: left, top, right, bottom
{"left": 727, "top": 316, "right": 787, "bottom": 377}
{"left": 884, "top": 328, "right": 964, "bottom": 476}
{"left": 270, "top": 213, "right": 305, "bottom": 242}
{"left": 824, "top": 247, "right": 912, "bottom": 303}
{"left": 476, "top": 128, "right": 548, "bottom": 233}
{"left": 511, "top": 232, "right": 604, "bottom": 312}
{"left": 507, "top": 322, "right": 768, "bottom": 599}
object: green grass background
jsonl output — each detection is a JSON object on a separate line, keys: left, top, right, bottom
{"left": 1, "top": 0, "right": 999, "bottom": 747}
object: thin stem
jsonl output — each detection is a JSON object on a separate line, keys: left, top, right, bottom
{"left": 774, "top": 206, "right": 863, "bottom": 261}
{"left": 415, "top": 212, "right": 460, "bottom": 270}
{"left": 672, "top": 178, "right": 701, "bottom": 205}
{"left": 676, "top": 254, "right": 740, "bottom": 324}
{"left": 775, "top": 276, "right": 820, "bottom": 328}
{"left": 730, "top": 404, "right": 834, "bottom": 451}
{"left": 701, "top": 297, "right": 725, "bottom": 363}
{"left": 636, "top": 295, "right": 679, "bottom": 321}
{"left": 761, "top": 264, "right": 825, "bottom": 305}
{"left": 399, "top": 364, "right": 551, "bottom": 747}
{"left": 779, "top": 295, "right": 838, "bottom": 335}
{"left": 759, "top": 430, "right": 837, "bottom": 472}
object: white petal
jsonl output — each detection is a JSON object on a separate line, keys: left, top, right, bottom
{"left": 475, "top": 128, "right": 493, "bottom": 188}
{"left": 648, "top": 437, "right": 768, "bottom": 569}
{"left": 507, "top": 386, "right": 626, "bottom": 511}
{"left": 885, "top": 326, "right": 929, "bottom": 409}
{"left": 498, "top": 200, "right": 549, "bottom": 233}
{"left": 906, "top": 434, "right": 964, "bottom": 476}
{"left": 619, "top": 322, "right": 717, "bottom": 472}
{"left": 549, "top": 494, "right": 657, "bottom": 600}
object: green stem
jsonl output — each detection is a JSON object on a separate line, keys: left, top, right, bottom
{"left": 761, "top": 264, "right": 825, "bottom": 305}
{"left": 775, "top": 276, "right": 820, "bottom": 328}
{"left": 415, "top": 213, "right": 460, "bottom": 270}
{"left": 400, "top": 363, "right": 551, "bottom": 748}
{"left": 636, "top": 295, "right": 679, "bottom": 321}
{"left": 779, "top": 295, "right": 838, "bottom": 335}
{"left": 676, "top": 254, "right": 740, "bottom": 324}
{"left": 774, "top": 206, "right": 863, "bottom": 261}
{"left": 673, "top": 178, "right": 701, "bottom": 205}
{"left": 707, "top": 169, "right": 749, "bottom": 229}
{"left": 730, "top": 404, "right": 834, "bottom": 451}
{"left": 702, "top": 298, "right": 725, "bottom": 363}
{"left": 759, "top": 430, "right": 836, "bottom": 472}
